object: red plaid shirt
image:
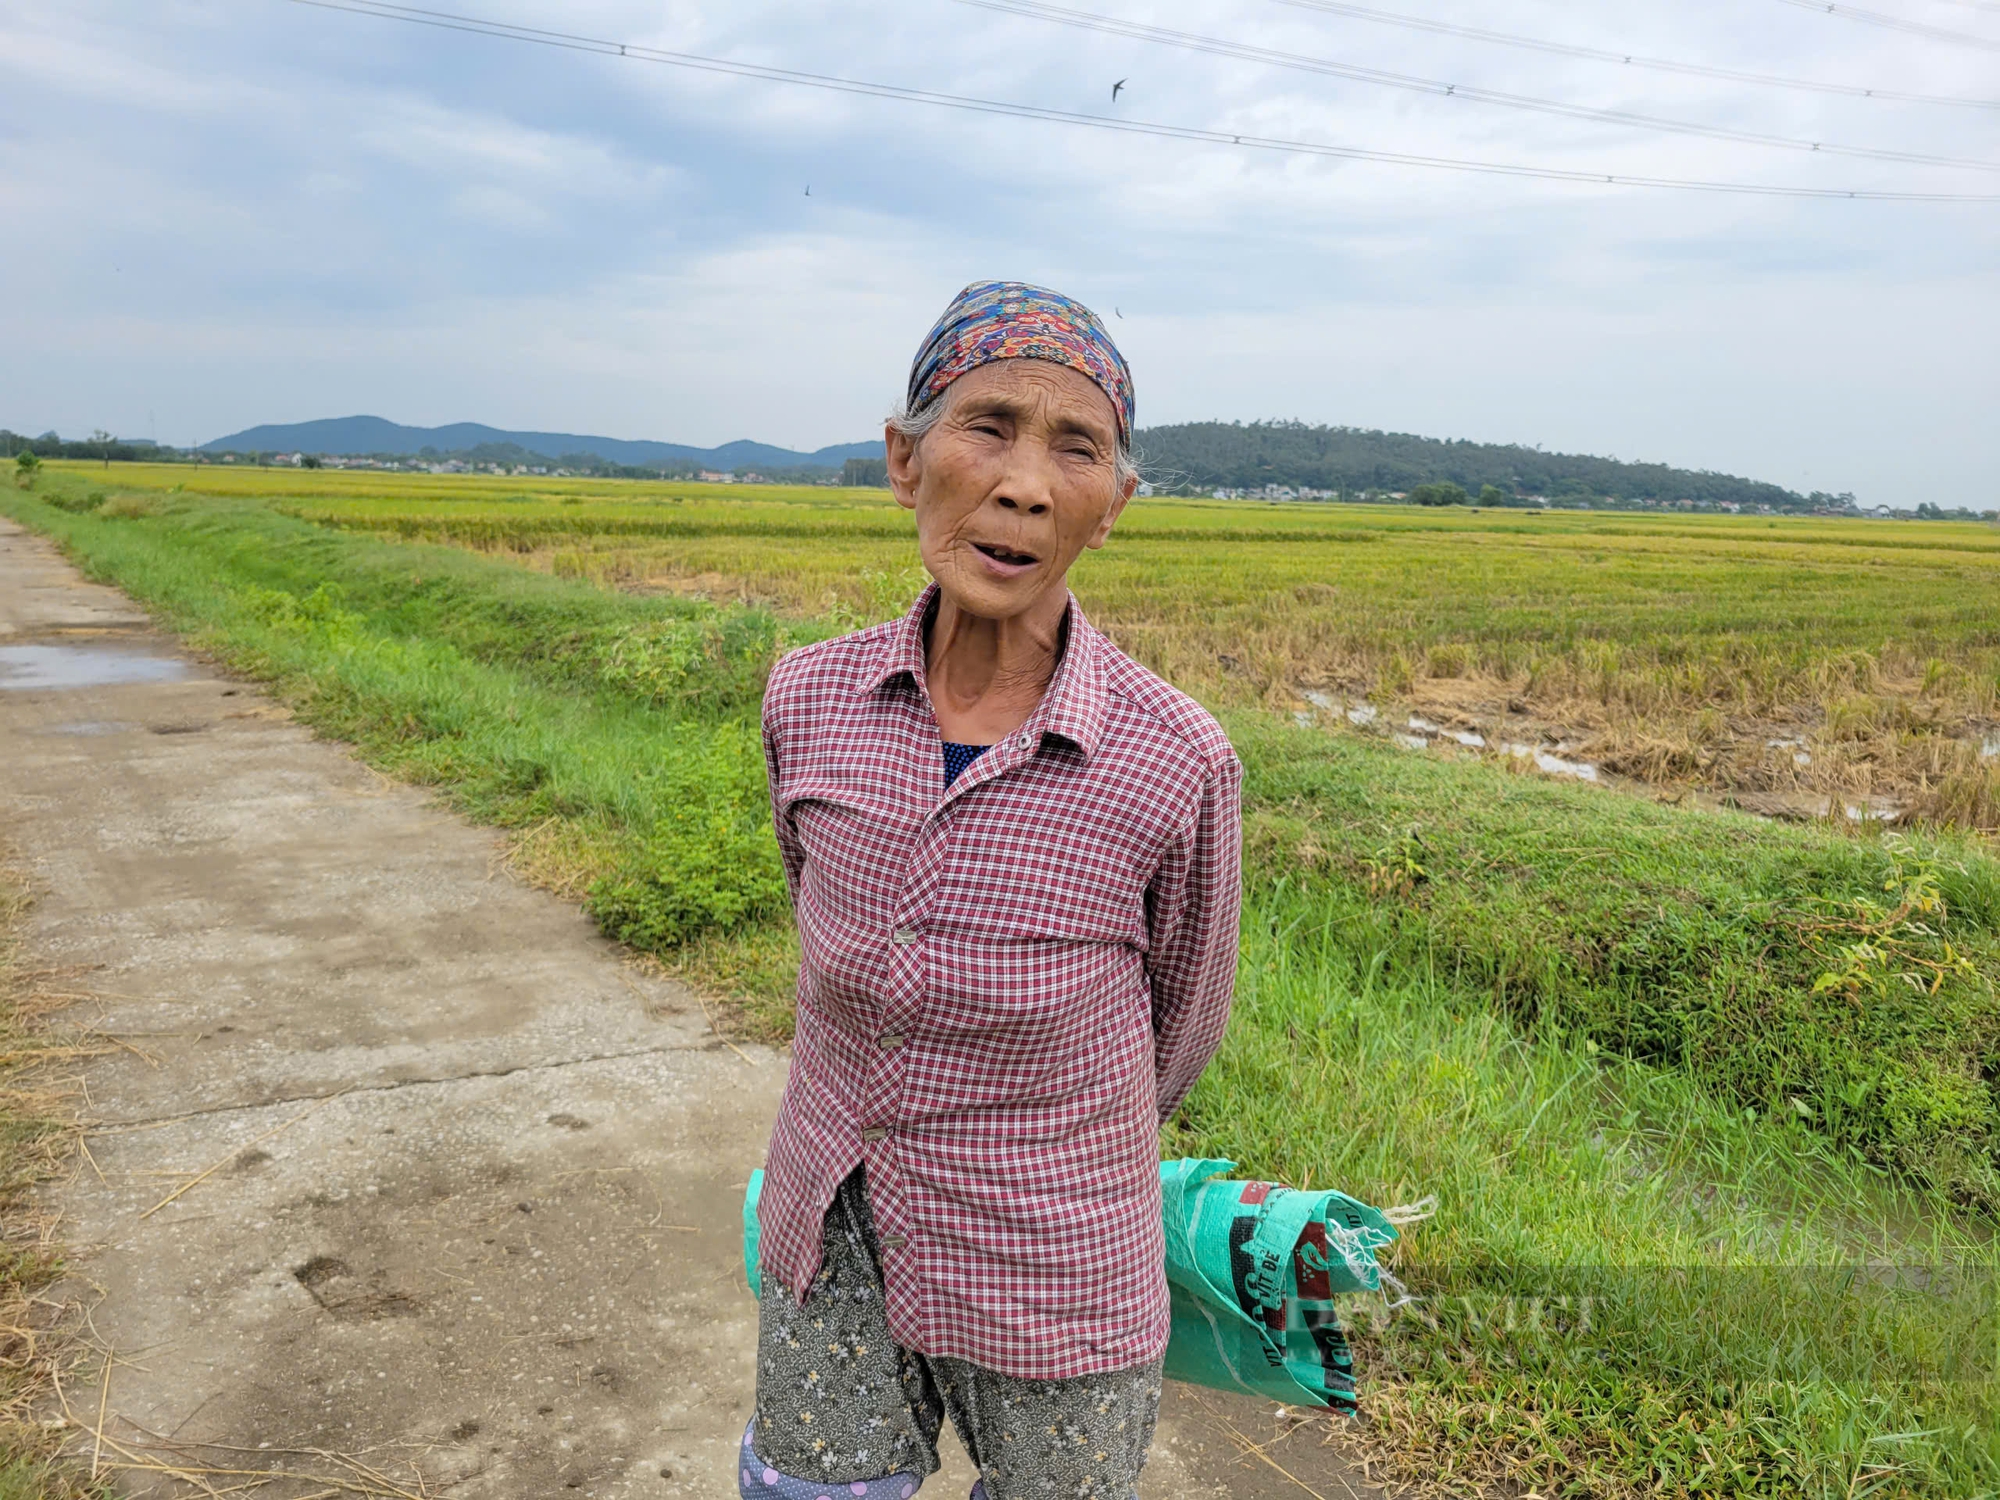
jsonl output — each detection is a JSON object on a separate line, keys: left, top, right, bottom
{"left": 757, "top": 585, "right": 1243, "bottom": 1379}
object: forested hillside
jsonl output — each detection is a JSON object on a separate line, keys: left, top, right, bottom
{"left": 1136, "top": 420, "right": 1835, "bottom": 510}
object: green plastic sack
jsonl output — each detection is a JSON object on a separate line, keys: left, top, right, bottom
{"left": 742, "top": 1159, "right": 1399, "bottom": 1414}
{"left": 1159, "top": 1157, "right": 1399, "bottom": 1414}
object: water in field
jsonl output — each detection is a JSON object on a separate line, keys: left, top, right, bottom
{"left": 1303, "top": 690, "right": 1384, "bottom": 730}
{"left": 1503, "top": 743, "right": 1601, "bottom": 782}
{"left": 1844, "top": 800, "right": 1903, "bottom": 823}
{"left": 1768, "top": 736, "right": 1813, "bottom": 768}
{"left": 0, "top": 644, "right": 188, "bottom": 691}
{"left": 1412, "top": 714, "right": 1485, "bottom": 748}
{"left": 1299, "top": 690, "right": 1602, "bottom": 780}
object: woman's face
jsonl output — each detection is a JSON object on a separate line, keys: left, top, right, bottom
{"left": 886, "top": 359, "right": 1135, "bottom": 623}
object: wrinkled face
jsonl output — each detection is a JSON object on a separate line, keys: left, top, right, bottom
{"left": 886, "top": 359, "right": 1134, "bottom": 622}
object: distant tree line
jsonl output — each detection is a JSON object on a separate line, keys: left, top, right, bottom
{"left": 1407, "top": 481, "right": 1548, "bottom": 509}
{"left": 1132, "top": 420, "right": 1822, "bottom": 511}
{"left": 0, "top": 429, "right": 167, "bottom": 464}
{"left": 431, "top": 441, "right": 845, "bottom": 484}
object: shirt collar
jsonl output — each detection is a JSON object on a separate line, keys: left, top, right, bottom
{"left": 859, "top": 582, "right": 1109, "bottom": 763}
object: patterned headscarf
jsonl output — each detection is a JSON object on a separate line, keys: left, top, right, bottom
{"left": 906, "top": 281, "right": 1134, "bottom": 445}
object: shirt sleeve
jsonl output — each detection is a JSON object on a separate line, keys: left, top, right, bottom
{"left": 761, "top": 680, "right": 806, "bottom": 906}
{"left": 1145, "top": 751, "right": 1244, "bottom": 1122}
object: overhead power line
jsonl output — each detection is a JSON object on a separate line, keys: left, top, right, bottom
{"left": 1772, "top": 0, "right": 2000, "bottom": 49}
{"left": 285, "top": 0, "right": 2000, "bottom": 201}
{"left": 1261, "top": 0, "right": 1999, "bottom": 109}
{"left": 962, "top": 0, "right": 2000, "bottom": 173}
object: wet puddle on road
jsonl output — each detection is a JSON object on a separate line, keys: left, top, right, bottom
{"left": 0, "top": 644, "right": 189, "bottom": 691}
{"left": 43, "top": 720, "right": 138, "bottom": 736}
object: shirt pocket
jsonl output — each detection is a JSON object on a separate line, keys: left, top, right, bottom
{"left": 941, "top": 794, "right": 1158, "bottom": 946}
{"left": 784, "top": 787, "right": 913, "bottom": 898}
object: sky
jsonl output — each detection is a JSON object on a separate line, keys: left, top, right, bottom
{"left": 1, "top": 0, "right": 1995, "bottom": 506}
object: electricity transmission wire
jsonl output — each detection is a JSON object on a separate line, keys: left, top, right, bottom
{"left": 285, "top": 0, "right": 2000, "bottom": 201}
{"left": 1771, "top": 0, "right": 2000, "bottom": 49}
{"left": 1260, "top": 0, "right": 1998, "bottom": 109}
{"left": 961, "top": 0, "right": 2000, "bottom": 172}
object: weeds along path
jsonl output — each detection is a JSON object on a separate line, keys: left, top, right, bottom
{"left": 0, "top": 851, "right": 101, "bottom": 1500}
{"left": 0, "top": 517, "right": 1381, "bottom": 1497}
{"left": 8, "top": 475, "right": 2000, "bottom": 1496}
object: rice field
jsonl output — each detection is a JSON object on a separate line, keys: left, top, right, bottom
{"left": 138, "top": 463, "right": 2000, "bottom": 828}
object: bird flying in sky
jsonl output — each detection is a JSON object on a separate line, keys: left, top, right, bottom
{"left": 1111, "top": 78, "right": 1126, "bottom": 102}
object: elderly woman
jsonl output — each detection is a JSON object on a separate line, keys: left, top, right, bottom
{"left": 744, "top": 283, "right": 1243, "bottom": 1500}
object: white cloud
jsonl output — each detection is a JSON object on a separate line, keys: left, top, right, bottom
{"left": 352, "top": 96, "right": 678, "bottom": 204}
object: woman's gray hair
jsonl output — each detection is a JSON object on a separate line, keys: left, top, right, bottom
{"left": 889, "top": 394, "right": 1141, "bottom": 492}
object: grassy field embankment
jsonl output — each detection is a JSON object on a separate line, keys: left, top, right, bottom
{"left": 7, "top": 467, "right": 1998, "bottom": 1498}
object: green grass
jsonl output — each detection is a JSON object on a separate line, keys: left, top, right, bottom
{"left": 1190, "top": 883, "right": 1997, "bottom": 1496}
{"left": 1234, "top": 717, "right": 2000, "bottom": 1206}
{"left": 0, "top": 1454, "right": 97, "bottom": 1500}
{"left": 7, "top": 469, "right": 1999, "bottom": 1497}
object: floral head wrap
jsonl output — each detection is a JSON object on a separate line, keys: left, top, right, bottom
{"left": 906, "top": 281, "right": 1134, "bottom": 445}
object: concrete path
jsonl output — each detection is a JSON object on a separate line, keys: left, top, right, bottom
{"left": 1, "top": 516, "right": 1381, "bottom": 1499}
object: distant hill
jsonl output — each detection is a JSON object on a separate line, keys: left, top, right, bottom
{"left": 194, "top": 413, "right": 1838, "bottom": 511}
{"left": 199, "top": 415, "right": 883, "bottom": 471}
{"left": 1135, "top": 421, "right": 1827, "bottom": 511}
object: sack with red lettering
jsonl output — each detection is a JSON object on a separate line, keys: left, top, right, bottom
{"left": 1159, "top": 1158, "right": 1405, "bottom": 1413}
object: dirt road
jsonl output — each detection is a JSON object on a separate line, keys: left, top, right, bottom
{"left": 1, "top": 517, "right": 1380, "bottom": 1499}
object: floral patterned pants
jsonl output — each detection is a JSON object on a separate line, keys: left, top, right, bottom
{"left": 750, "top": 1170, "right": 1163, "bottom": 1499}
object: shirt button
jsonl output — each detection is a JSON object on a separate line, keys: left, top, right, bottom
{"left": 880, "top": 1233, "right": 908, "bottom": 1250}
{"left": 877, "top": 1033, "right": 905, "bottom": 1049}
{"left": 860, "top": 1126, "right": 888, "bottom": 1143}
{"left": 891, "top": 927, "right": 919, "bottom": 945}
